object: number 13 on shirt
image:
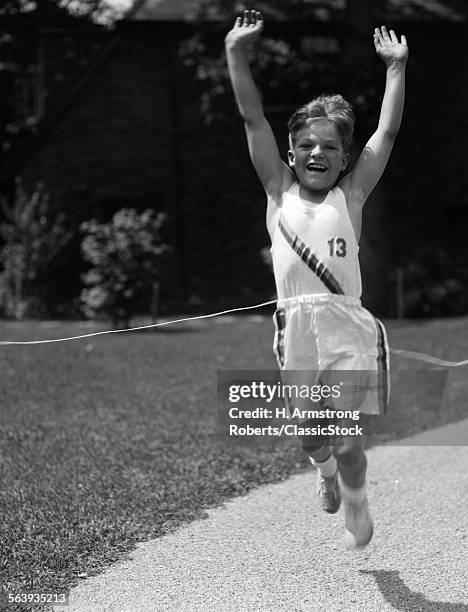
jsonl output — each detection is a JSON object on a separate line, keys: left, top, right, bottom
{"left": 328, "top": 237, "right": 347, "bottom": 257}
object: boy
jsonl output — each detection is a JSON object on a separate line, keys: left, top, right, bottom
{"left": 225, "top": 10, "right": 408, "bottom": 547}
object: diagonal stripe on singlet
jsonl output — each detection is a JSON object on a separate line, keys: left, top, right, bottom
{"left": 278, "top": 214, "right": 345, "bottom": 295}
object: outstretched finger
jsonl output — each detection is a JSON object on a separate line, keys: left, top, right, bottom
{"left": 374, "top": 27, "right": 383, "bottom": 47}
{"left": 254, "top": 11, "right": 264, "bottom": 30}
{"left": 381, "top": 25, "right": 391, "bottom": 41}
{"left": 249, "top": 10, "right": 260, "bottom": 26}
{"left": 389, "top": 29, "right": 398, "bottom": 43}
{"left": 234, "top": 15, "right": 242, "bottom": 28}
{"left": 242, "top": 9, "right": 250, "bottom": 26}
{"left": 401, "top": 34, "right": 408, "bottom": 46}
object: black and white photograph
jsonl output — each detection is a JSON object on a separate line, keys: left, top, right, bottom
{"left": 1, "top": 0, "right": 467, "bottom": 610}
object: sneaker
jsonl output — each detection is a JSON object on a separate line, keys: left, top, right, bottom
{"left": 317, "top": 470, "right": 341, "bottom": 514}
{"left": 343, "top": 496, "right": 374, "bottom": 548}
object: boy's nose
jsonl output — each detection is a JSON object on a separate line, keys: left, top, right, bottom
{"left": 311, "top": 146, "right": 324, "bottom": 157}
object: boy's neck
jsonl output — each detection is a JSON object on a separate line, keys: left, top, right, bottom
{"left": 298, "top": 183, "right": 332, "bottom": 204}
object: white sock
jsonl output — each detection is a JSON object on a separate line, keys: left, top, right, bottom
{"left": 310, "top": 453, "right": 337, "bottom": 478}
{"left": 339, "top": 473, "right": 367, "bottom": 503}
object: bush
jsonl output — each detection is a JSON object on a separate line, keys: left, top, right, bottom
{"left": 0, "top": 179, "right": 72, "bottom": 319}
{"left": 80, "top": 208, "right": 170, "bottom": 327}
{"left": 400, "top": 250, "right": 468, "bottom": 317}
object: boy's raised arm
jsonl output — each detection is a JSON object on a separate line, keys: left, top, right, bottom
{"left": 225, "top": 10, "right": 293, "bottom": 198}
{"left": 343, "top": 26, "right": 408, "bottom": 206}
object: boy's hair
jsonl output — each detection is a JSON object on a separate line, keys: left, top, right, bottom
{"left": 288, "top": 94, "right": 355, "bottom": 152}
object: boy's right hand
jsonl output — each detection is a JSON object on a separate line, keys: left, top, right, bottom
{"left": 224, "top": 10, "right": 264, "bottom": 50}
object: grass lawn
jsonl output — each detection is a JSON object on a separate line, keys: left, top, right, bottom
{"left": 0, "top": 312, "right": 467, "bottom": 609}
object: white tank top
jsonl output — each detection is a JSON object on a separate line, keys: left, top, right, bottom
{"left": 270, "top": 182, "right": 362, "bottom": 300}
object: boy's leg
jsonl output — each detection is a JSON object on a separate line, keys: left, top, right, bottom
{"left": 332, "top": 431, "right": 367, "bottom": 490}
{"left": 332, "top": 421, "right": 373, "bottom": 547}
{"left": 301, "top": 417, "right": 341, "bottom": 514}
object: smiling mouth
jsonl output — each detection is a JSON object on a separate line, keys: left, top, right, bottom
{"left": 306, "top": 163, "right": 327, "bottom": 173}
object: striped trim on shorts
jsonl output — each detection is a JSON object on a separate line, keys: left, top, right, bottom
{"left": 273, "top": 307, "right": 286, "bottom": 368}
{"left": 373, "top": 316, "right": 391, "bottom": 414}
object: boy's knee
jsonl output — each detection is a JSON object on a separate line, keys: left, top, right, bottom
{"left": 299, "top": 416, "right": 336, "bottom": 457}
{"left": 302, "top": 441, "right": 329, "bottom": 461}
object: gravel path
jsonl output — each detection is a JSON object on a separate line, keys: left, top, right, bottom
{"left": 57, "top": 420, "right": 468, "bottom": 612}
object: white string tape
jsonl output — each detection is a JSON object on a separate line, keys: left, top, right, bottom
{"left": 0, "top": 300, "right": 277, "bottom": 345}
{"left": 388, "top": 349, "right": 468, "bottom": 368}
{"left": 0, "top": 300, "right": 466, "bottom": 368}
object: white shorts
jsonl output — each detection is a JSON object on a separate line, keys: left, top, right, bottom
{"left": 273, "top": 294, "right": 391, "bottom": 415}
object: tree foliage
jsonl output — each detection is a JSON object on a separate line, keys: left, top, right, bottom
{"left": 0, "top": 0, "right": 133, "bottom": 25}
{"left": 180, "top": 35, "right": 314, "bottom": 125}
{"left": 180, "top": 1, "right": 348, "bottom": 125}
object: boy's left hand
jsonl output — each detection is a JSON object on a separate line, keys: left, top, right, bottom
{"left": 374, "top": 26, "right": 408, "bottom": 67}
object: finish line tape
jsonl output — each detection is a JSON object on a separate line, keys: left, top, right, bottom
{"left": 0, "top": 300, "right": 278, "bottom": 345}
{"left": 0, "top": 300, "right": 466, "bottom": 367}
{"left": 387, "top": 349, "right": 468, "bottom": 368}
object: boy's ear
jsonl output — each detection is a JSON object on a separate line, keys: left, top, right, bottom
{"left": 341, "top": 152, "right": 350, "bottom": 170}
{"left": 288, "top": 150, "right": 295, "bottom": 168}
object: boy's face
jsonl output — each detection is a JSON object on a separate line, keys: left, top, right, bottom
{"left": 288, "top": 119, "right": 349, "bottom": 195}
